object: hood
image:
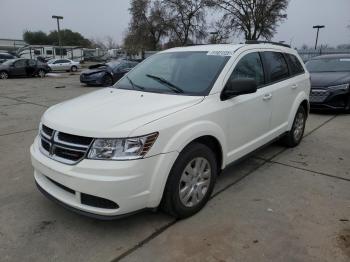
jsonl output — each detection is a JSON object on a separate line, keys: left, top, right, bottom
{"left": 42, "top": 88, "right": 204, "bottom": 138}
{"left": 81, "top": 67, "right": 108, "bottom": 75}
{"left": 310, "top": 72, "right": 350, "bottom": 87}
{"left": 0, "top": 63, "right": 9, "bottom": 69}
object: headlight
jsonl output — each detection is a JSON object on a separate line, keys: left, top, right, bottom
{"left": 93, "top": 72, "right": 106, "bottom": 77}
{"left": 87, "top": 132, "right": 158, "bottom": 160}
{"left": 328, "top": 84, "right": 349, "bottom": 91}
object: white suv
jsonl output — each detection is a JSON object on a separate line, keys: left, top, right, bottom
{"left": 31, "top": 43, "right": 310, "bottom": 219}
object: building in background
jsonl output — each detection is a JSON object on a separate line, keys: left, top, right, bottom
{"left": 0, "top": 38, "right": 27, "bottom": 53}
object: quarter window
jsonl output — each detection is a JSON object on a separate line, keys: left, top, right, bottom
{"left": 262, "top": 52, "right": 289, "bottom": 83}
{"left": 229, "top": 52, "right": 265, "bottom": 86}
{"left": 28, "top": 60, "right": 36, "bottom": 66}
{"left": 285, "top": 54, "right": 304, "bottom": 75}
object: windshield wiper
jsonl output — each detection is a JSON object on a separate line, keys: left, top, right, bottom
{"left": 146, "top": 74, "right": 184, "bottom": 94}
{"left": 126, "top": 76, "right": 144, "bottom": 91}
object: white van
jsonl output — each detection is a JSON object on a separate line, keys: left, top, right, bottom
{"left": 31, "top": 42, "right": 310, "bottom": 219}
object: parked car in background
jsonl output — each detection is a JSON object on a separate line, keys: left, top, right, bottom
{"left": 31, "top": 43, "right": 310, "bottom": 219}
{"left": 47, "top": 59, "right": 81, "bottom": 72}
{"left": 306, "top": 54, "right": 350, "bottom": 111}
{"left": 0, "top": 52, "right": 16, "bottom": 64}
{"left": 80, "top": 60, "right": 139, "bottom": 86}
{"left": 0, "top": 58, "right": 50, "bottom": 79}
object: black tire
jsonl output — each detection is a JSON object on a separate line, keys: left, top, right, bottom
{"left": 0, "top": 71, "right": 9, "bottom": 79}
{"left": 71, "top": 66, "right": 78, "bottom": 72}
{"left": 281, "top": 105, "right": 306, "bottom": 147}
{"left": 102, "top": 74, "right": 113, "bottom": 87}
{"left": 38, "top": 69, "right": 46, "bottom": 78}
{"left": 161, "top": 142, "right": 217, "bottom": 219}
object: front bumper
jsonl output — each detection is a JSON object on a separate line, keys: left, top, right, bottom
{"left": 310, "top": 87, "right": 350, "bottom": 110}
{"left": 31, "top": 137, "right": 178, "bottom": 218}
{"left": 80, "top": 75, "right": 103, "bottom": 86}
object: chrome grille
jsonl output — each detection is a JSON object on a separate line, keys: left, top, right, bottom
{"left": 39, "top": 125, "right": 93, "bottom": 165}
{"left": 310, "top": 89, "right": 329, "bottom": 103}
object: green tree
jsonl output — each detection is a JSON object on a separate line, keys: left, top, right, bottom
{"left": 23, "top": 30, "right": 50, "bottom": 45}
{"left": 23, "top": 29, "right": 91, "bottom": 47}
{"left": 47, "top": 29, "right": 91, "bottom": 46}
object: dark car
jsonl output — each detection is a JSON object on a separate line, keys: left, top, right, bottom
{"left": 0, "top": 52, "right": 16, "bottom": 64}
{"left": 306, "top": 54, "right": 350, "bottom": 111}
{"left": 80, "top": 60, "right": 139, "bottom": 86}
{"left": 0, "top": 58, "right": 51, "bottom": 79}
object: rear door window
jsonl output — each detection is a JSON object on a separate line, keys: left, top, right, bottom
{"left": 261, "top": 52, "right": 290, "bottom": 83}
{"left": 285, "top": 54, "right": 304, "bottom": 75}
{"left": 14, "top": 59, "right": 27, "bottom": 67}
{"left": 28, "top": 60, "right": 37, "bottom": 66}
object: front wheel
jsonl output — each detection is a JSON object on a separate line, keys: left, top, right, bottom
{"left": 161, "top": 143, "right": 217, "bottom": 219}
{"left": 0, "top": 71, "right": 9, "bottom": 79}
{"left": 281, "top": 105, "right": 306, "bottom": 147}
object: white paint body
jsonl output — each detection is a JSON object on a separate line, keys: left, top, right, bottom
{"left": 48, "top": 59, "right": 81, "bottom": 71}
{"left": 31, "top": 44, "right": 310, "bottom": 217}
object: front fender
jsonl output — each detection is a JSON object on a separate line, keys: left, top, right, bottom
{"left": 162, "top": 120, "right": 228, "bottom": 168}
{"left": 147, "top": 120, "right": 227, "bottom": 207}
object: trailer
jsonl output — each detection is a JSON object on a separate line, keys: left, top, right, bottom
{"left": 18, "top": 45, "right": 84, "bottom": 62}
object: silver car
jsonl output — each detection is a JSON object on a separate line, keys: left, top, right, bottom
{"left": 47, "top": 59, "right": 81, "bottom": 72}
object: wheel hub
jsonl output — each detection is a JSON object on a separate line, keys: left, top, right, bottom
{"left": 179, "top": 157, "right": 211, "bottom": 207}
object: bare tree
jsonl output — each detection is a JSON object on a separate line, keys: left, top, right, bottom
{"left": 164, "top": 0, "right": 208, "bottom": 46}
{"left": 90, "top": 37, "right": 107, "bottom": 49}
{"left": 105, "top": 36, "right": 119, "bottom": 49}
{"left": 301, "top": 44, "right": 309, "bottom": 50}
{"left": 208, "top": 0, "right": 289, "bottom": 40}
{"left": 124, "top": 0, "right": 169, "bottom": 52}
{"left": 208, "top": 17, "right": 233, "bottom": 44}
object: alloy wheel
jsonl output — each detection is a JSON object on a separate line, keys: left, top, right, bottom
{"left": 293, "top": 112, "right": 305, "bottom": 142}
{"left": 0, "top": 72, "right": 8, "bottom": 79}
{"left": 179, "top": 157, "right": 211, "bottom": 208}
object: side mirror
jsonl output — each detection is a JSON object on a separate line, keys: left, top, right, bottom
{"left": 221, "top": 78, "right": 258, "bottom": 101}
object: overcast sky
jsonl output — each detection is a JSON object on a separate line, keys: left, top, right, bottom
{"left": 1, "top": 0, "right": 349, "bottom": 48}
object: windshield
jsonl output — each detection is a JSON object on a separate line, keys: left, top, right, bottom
{"left": 306, "top": 58, "right": 350, "bottom": 72}
{"left": 114, "top": 51, "right": 230, "bottom": 96}
{"left": 1, "top": 59, "right": 15, "bottom": 66}
{"left": 107, "top": 61, "right": 121, "bottom": 70}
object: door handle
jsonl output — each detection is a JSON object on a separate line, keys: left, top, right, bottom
{"left": 291, "top": 84, "right": 298, "bottom": 89}
{"left": 263, "top": 93, "right": 272, "bottom": 101}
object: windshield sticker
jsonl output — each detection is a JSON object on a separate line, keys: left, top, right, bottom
{"left": 340, "top": 59, "right": 350, "bottom": 62}
{"left": 207, "top": 51, "right": 235, "bottom": 56}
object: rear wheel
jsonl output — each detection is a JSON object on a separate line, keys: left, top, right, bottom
{"left": 102, "top": 74, "right": 113, "bottom": 87}
{"left": 0, "top": 71, "right": 9, "bottom": 79}
{"left": 161, "top": 143, "right": 217, "bottom": 219}
{"left": 281, "top": 105, "right": 306, "bottom": 147}
{"left": 71, "top": 66, "right": 78, "bottom": 72}
{"left": 38, "top": 69, "right": 46, "bottom": 78}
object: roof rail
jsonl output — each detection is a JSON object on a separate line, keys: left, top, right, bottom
{"left": 245, "top": 40, "right": 291, "bottom": 48}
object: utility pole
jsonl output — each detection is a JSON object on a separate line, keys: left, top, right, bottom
{"left": 313, "top": 25, "right": 325, "bottom": 50}
{"left": 52, "top": 15, "right": 64, "bottom": 58}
